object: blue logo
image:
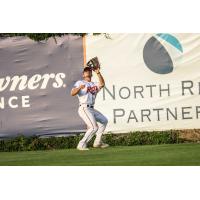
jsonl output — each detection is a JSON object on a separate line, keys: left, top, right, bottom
{"left": 143, "top": 33, "right": 183, "bottom": 74}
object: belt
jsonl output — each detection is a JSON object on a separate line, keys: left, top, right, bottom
{"left": 79, "top": 104, "right": 94, "bottom": 108}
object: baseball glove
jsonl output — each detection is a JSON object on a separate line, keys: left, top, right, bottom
{"left": 86, "top": 57, "right": 100, "bottom": 70}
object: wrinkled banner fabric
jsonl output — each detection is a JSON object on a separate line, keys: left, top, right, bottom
{"left": 0, "top": 35, "right": 85, "bottom": 138}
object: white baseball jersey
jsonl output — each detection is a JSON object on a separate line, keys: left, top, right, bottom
{"left": 73, "top": 80, "right": 101, "bottom": 105}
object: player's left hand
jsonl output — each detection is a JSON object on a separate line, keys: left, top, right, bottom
{"left": 93, "top": 67, "right": 100, "bottom": 74}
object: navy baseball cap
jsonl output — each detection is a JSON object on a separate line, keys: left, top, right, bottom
{"left": 83, "top": 67, "right": 92, "bottom": 72}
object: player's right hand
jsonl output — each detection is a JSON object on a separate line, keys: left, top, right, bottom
{"left": 80, "top": 84, "right": 85, "bottom": 89}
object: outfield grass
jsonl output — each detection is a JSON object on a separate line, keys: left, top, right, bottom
{"left": 0, "top": 143, "right": 200, "bottom": 166}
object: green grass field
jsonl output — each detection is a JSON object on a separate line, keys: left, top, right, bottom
{"left": 0, "top": 143, "right": 200, "bottom": 166}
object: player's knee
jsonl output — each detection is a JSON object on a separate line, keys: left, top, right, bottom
{"left": 102, "top": 117, "right": 108, "bottom": 125}
{"left": 93, "top": 125, "right": 98, "bottom": 133}
{"left": 88, "top": 125, "right": 98, "bottom": 133}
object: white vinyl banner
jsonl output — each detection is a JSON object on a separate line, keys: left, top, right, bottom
{"left": 86, "top": 34, "right": 200, "bottom": 132}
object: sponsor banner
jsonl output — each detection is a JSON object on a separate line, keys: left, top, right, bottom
{"left": 0, "top": 35, "right": 85, "bottom": 138}
{"left": 86, "top": 34, "right": 200, "bottom": 132}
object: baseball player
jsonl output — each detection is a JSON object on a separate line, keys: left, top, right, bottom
{"left": 71, "top": 65, "right": 109, "bottom": 150}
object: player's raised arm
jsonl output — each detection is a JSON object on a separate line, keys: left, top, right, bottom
{"left": 94, "top": 67, "right": 105, "bottom": 89}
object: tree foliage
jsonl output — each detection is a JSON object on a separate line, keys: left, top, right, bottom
{"left": 0, "top": 33, "right": 86, "bottom": 41}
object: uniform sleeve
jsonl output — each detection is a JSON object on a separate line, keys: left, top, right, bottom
{"left": 71, "top": 80, "right": 82, "bottom": 95}
{"left": 73, "top": 80, "right": 81, "bottom": 88}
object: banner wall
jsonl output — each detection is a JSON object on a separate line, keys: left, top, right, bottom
{"left": 86, "top": 34, "right": 200, "bottom": 132}
{"left": 0, "top": 35, "right": 85, "bottom": 138}
{"left": 1, "top": 34, "right": 200, "bottom": 137}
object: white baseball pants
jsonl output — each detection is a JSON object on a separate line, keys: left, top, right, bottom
{"left": 77, "top": 104, "right": 108, "bottom": 148}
